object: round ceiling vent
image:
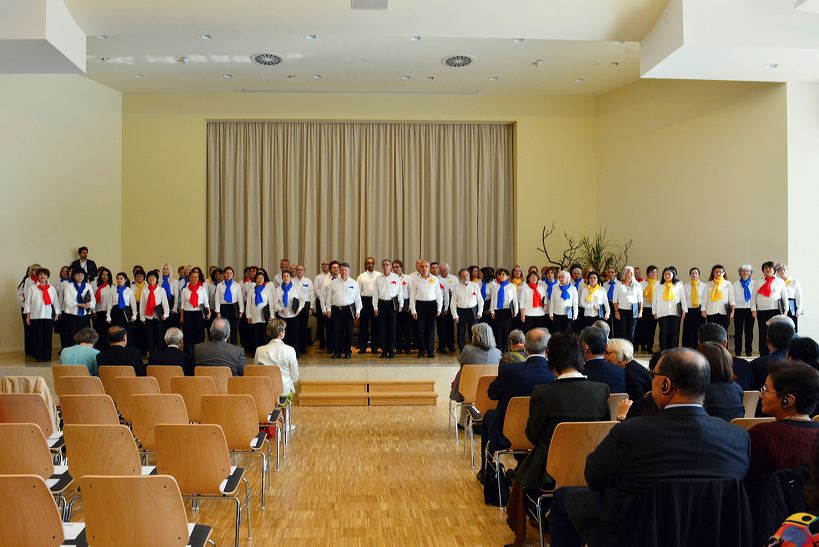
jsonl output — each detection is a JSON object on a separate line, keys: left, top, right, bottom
{"left": 442, "top": 55, "right": 474, "bottom": 68}
{"left": 251, "top": 53, "right": 283, "bottom": 66}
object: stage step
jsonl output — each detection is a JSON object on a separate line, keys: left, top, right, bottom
{"left": 298, "top": 379, "right": 437, "bottom": 406}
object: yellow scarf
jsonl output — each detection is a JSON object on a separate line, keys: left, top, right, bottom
{"left": 511, "top": 278, "right": 523, "bottom": 287}
{"left": 586, "top": 284, "right": 600, "bottom": 303}
{"left": 662, "top": 282, "right": 675, "bottom": 301}
{"left": 643, "top": 278, "right": 658, "bottom": 301}
{"left": 690, "top": 280, "right": 699, "bottom": 308}
{"left": 709, "top": 277, "right": 724, "bottom": 302}
{"left": 785, "top": 278, "right": 793, "bottom": 286}
{"left": 134, "top": 281, "right": 146, "bottom": 303}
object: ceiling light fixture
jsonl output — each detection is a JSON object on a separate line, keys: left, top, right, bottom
{"left": 177, "top": 56, "right": 189, "bottom": 64}
{"left": 288, "top": 74, "right": 296, "bottom": 79}
{"left": 513, "top": 38, "right": 524, "bottom": 43}
{"left": 96, "top": 34, "right": 108, "bottom": 40}
{"left": 576, "top": 78, "right": 585, "bottom": 84}
{"left": 251, "top": 53, "right": 283, "bottom": 66}
{"left": 489, "top": 76, "right": 499, "bottom": 81}
{"left": 401, "top": 75, "right": 411, "bottom": 80}
{"left": 426, "top": 75, "right": 435, "bottom": 80}
{"left": 410, "top": 35, "right": 422, "bottom": 41}
{"left": 223, "top": 73, "right": 233, "bottom": 79}
{"left": 533, "top": 59, "right": 544, "bottom": 67}
{"left": 312, "top": 74, "right": 322, "bottom": 79}
{"left": 134, "top": 73, "right": 144, "bottom": 78}
{"left": 100, "top": 57, "right": 111, "bottom": 62}
{"left": 764, "top": 63, "right": 779, "bottom": 69}
{"left": 442, "top": 55, "right": 474, "bottom": 68}
{"left": 305, "top": 34, "right": 317, "bottom": 40}
{"left": 200, "top": 33, "right": 213, "bottom": 40}
{"left": 613, "top": 40, "right": 625, "bottom": 45}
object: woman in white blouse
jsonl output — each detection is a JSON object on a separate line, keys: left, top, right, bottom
{"left": 700, "top": 264, "right": 734, "bottom": 331}
{"left": 518, "top": 271, "right": 547, "bottom": 333}
{"left": 652, "top": 266, "right": 687, "bottom": 351}
{"left": 753, "top": 260, "right": 789, "bottom": 357}
{"left": 61, "top": 268, "right": 94, "bottom": 351}
{"left": 549, "top": 270, "right": 578, "bottom": 334}
{"left": 638, "top": 265, "right": 660, "bottom": 353}
{"left": 682, "top": 267, "right": 706, "bottom": 349}
{"left": 613, "top": 266, "right": 643, "bottom": 344}
{"left": 24, "top": 267, "right": 61, "bottom": 362}
{"left": 245, "top": 269, "right": 275, "bottom": 355}
{"left": 215, "top": 266, "right": 245, "bottom": 346}
{"left": 776, "top": 263, "right": 803, "bottom": 333}
{"left": 272, "top": 270, "right": 306, "bottom": 354}
{"left": 16, "top": 263, "right": 40, "bottom": 357}
{"left": 180, "top": 267, "right": 211, "bottom": 354}
{"left": 732, "top": 264, "right": 755, "bottom": 357}
{"left": 107, "top": 272, "right": 137, "bottom": 329}
{"left": 91, "top": 267, "right": 113, "bottom": 350}
{"left": 580, "top": 271, "right": 610, "bottom": 328}
{"left": 490, "top": 268, "right": 518, "bottom": 352}
{"left": 140, "top": 270, "right": 170, "bottom": 356}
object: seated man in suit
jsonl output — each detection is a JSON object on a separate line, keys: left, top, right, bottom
{"left": 580, "top": 326, "right": 626, "bottom": 394}
{"left": 698, "top": 322, "right": 754, "bottom": 391}
{"left": 96, "top": 325, "right": 145, "bottom": 376}
{"left": 193, "top": 318, "right": 246, "bottom": 376}
{"left": 750, "top": 318, "right": 795, "bottom": 390}
{"left": 549, "top": 347, "right": 750, "bottom": 547}
{"left": 147, "top": 327, "right": 195, "bottom": 376}
{"left": 478, "top": 328, "right": 554, "bottom": 483}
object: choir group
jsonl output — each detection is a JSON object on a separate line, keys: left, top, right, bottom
{"left": 17, "top": 247, "right": 805, "bottom": 364}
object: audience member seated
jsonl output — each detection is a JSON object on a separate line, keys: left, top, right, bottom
{"left": 254, "top": 319, "right": 299, "bottom": 397}
{"left": 621, "top": 351, "right": 664, "bottom": 421}
{"left": 605, "top": 338, "right": 650, "bottom": 401}
{"left": 698, "top": 342, "right": 744, "bottom": 421}
{"left": 58, "top": 327, "right": 100, "bottom": 375}
{"left": 478, "top": 328, "right": 553, "bottom": 483}
{"left": 549, "top": 348, "right": 750, "bottom": 547}
{"left": 592, "top": 319, "right": 611, "bottom": 339}
{"left": 788, "top": 336, "right": 819, "bottom": 371}
{"left": 698, "top": 322, "right": 754, "bottom": 391}
{"left": 499, "top": 329, "right": 528, "bottom": 365}
{"left": 449, "top": 323, "right": 502, "bottom": 402}
{"left": 751, "top": 318, "right": 796, "bottom": 390}
{"left": 747, "top": 361, "right": 819, "bottom": 482}
{"left": 580, "top": 327, "right": 625, "bottom": 394}
{"left": 193, "top": 318, "right": 246, "bottom": 376}
{"left": 768, "top": 442, "right": 819, "bottom": 546}
{"left": 96, "top": 326, "right": 145, "bottom": 375}
{"left": 147, "top": 327, "right": 195, "bottom": 375}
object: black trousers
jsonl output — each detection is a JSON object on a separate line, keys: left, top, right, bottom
{"left": 182, "top": 311, "right": 205, "bottom": 355}
{"left": 756, "top": 309, "right": 778, "bottom": 356}
{"left": 131, "top": 309, "right": 148, "bottom": 354}
{"left": 456, "top": 307, "right": 477, "bottom": 351}
{"left": 706, "top": 313, "right": 730, "bottom": 332}
{"left": 220, "top": 304, "right": 240, "bottom": 346}
{"left": 296, "top": 304, "right": 310, "bottom": 354}
{"left": 358, "top": 296, "right": 378, "bottom": 351}
{"left": 110, "top": 307, "right": 135, "bottom": 346}
{"left": 281, "top": 315, "right": 300, "bottom": 354}
{"left": 616, "top": 309, "right": 638, "bottom": 343}
{"left": 437, "top": 312, "right": 455, "bottom": 352}
{"left": 638, "top": 307, "right": 657, "bottom": 351}
{"left": 331, "top": 306, "right": 354, "bottom": 356}
{"left": 378, "top": 299, "right": 397, "bottom": 354}
{"left": 92, "top": 312, "right": 110, "bottom": 350}
{"left": 63, "top": 313, "right": 91, "bottom": 349}
{"left": 552, "top": 314, "right": 573, "bottom": 334}
{"left": 239, "top": 313, "right": 253, "bottom": 354}
{"left": 30, "top": 318, "right": 54, "bottom": 361}
{"left": 315, "top": 300, "right": 328, "bottom": 347}
{"left": 523, "top": 314, "right": 546, "bottom": 333}
{"left": 733, "top": 308, "right": 754, "bottom": 356}
{"left": 248, "top": 321, "right": 269, "bottom": 355}
{"left": 682, "top": 308, "right": 705, "bottom": 349}
{"left": 657, "top": 315, "right": 681, "bottom": 351}
{"left": 415, "top": 300, "right": 437, "bottom": 354}
{"left": 396, "top": 310, "right": 413, "bottom": 352}
{"left": 493, "top": 309, "right": 513, "bottom": 352}
{"left": 21, "top": 310, "right": 34, "bottom": 355}
{"left": 145, "top": 318, "right": 163, "bottom": 355}
{"left": 607, "top": 301, "right": 616, "bottom": 333}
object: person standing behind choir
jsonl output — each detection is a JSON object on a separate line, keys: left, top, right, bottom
{"left": 682, "top": 267, "right": 706, "bottom": 348}
{"left": 374, "top": 259, "right": 403, "bottom": 359}
{"left": 62, "top": 268, "right": 94, "bottom": 350}
{"left": 293, "top": 265, "right": 313, "bottom": 355}
{"left": 451, "top": 268, "right": 484, "bottom": 352}
{"left": 603, "top": 267, "right": 619, "bottom": 334}
{"left": 510, "top": 265, "right": 525, "bottom": 287}
{"left": 313, "top": 261, "right": 330, "bottom": 350}
{"left": 754, "top": 260, "right": 789, "bottom": 357}
{"left": 140, "top": 270, "right": 169, "bottom": 356}
{"left": 479, "top": 267, "right": 495, "bottom": 329}
{"left": 215, "top": 266, "right": 244, "bottom": 346}
{"left": 391, "top": 260, "right": 412, "bottom": 354}
{"left": 569, "top": 264, "right": 586, "bottom": 333}
{"left": 612, "top": 266, "right": 643, "bottom": 344}
{"left": 519, "top": 271, "right": 547, "bottom": 333}
{"left": 701, "top": 264, "right": 734, "bottom": 331}
{"left": 245, "top": 269, "right": 274, "bottom": 355}
{"left": 549, "top": 270, "right": 579, "bottom": 334}
{"left": 272, "top": 270, "right": 305, "bottom": 355}
{"left": 159, "top": 263, "right": 178, "bottom": 332}
{"left": 776, "top": 263, "right": 803, "bottom": 333}
{"left": 490, "top": 268, "right": 519, "bottom": 352}
{"left": 468, "top": 265, "right": 480, "bottom": 284}
{"left": 652, "top": 266, "right": 687, "bottom": 351}
{"left": 238, "top": 265, "right": 257, "bottom": 353}
{"left": 16, "top": 264, "right": 40, "bottom": 357}
{"left": 25, "top": 268, "right": 60, "bottom": 362}
{"left": 179, "top": 267, "right": 210, "bottom": 355}
{"left": 638, "top": 266, "right": 659, "bottom": 353}
{"left": 580, "top": 271, "right": 610, "bottom": 329}
{"left": 733, "top": 264, "right": 756, "bottom": 357}
{"left": 273, "top": 258, "right": 290, "bottom": 288}
{"left": 409, "top": 260, "right": 443, "bottom": 358}
{"left": 323, "top": 262, "right": 362, "bottom": 359}
{"left": 91, "top": 268, "right": 113, "bottom": 350}
{"left": 175, "top": 265, "right": 189, "bottom": 306}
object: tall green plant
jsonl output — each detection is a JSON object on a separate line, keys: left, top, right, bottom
{"left": 537, "top": 223, "right": 631, "bottom": 273}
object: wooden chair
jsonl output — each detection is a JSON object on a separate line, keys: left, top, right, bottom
{"left": 109, "top": 376, "right": 160, "bottom": 423}
{"left": 54, "top": 375, "right": 104, "bottom": 397}
{"left": 731, "top": 417, "right": 776, "bottom": 431}
{"left": 0, "top": 475, "right": 84, "bottom": 546}
{"left": 155, "top": 423, "right": 251, "bottom": 547}
{"left": 147, "top": 365, "right": 186, "bottom": 394}
{"left": 813, "top": 415, "right": 819, "bottom": 423}
{"left": 60, "top": 395, "right": 119, "bottom": 425}
{"left": 130, "top": 394, "right": 189, "bottom": 453}
{"left": 244, "top": 364, "right": 292, "bottom": 444}
{"left": 79, "top": 475, "right": 213, "bottom": 547}
{"left": 492, "top": 396, "right": 534, "bottom": 509}
{"left": 608, "top": 393, "right": 629, "bottom": 421}
{"left": 51, "top": 364, "right": 90, "bottom": 381}
{"left": 743, "top": 391, "right": 761, "bottom": 419}
{"left": 97, "top": 365, "right": 136, "bottom": 394}
{"left": 171, "top": 376, "right": 217, "bottom": 423}
{"left": 451, "top": 364, "right": 499, "bottom": 445}
{"left": 64, "top": 424, "right": 146, "bottom": 478}
{"left": 0, "top": 423, "right": 73, "bottom": 520}
{"left": 201, "top": 394, "right": 269, "bottom": 507}
{"left": 464, "top": 374, "right": 498, "bottom": 468}
{"left": 195, "top": 365, "right": 233, "bottom": 394}
{"left": 228, "top": 376, "right": 284, "bottom": 470}
{"left": 0, "top": 393, "right": 63, "bottom": 454}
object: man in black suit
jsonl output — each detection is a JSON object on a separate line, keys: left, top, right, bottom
{"left": 193, "top": 318, "right": 245, "bottom": 376}
{"left": 96, "top": 325, "right": 145, "bottom": 376}
{"left": 750, "top": 318, "right": 795, "bottom": 390}
{"left": 478, "top": 328, "right": 555, "bottom": 481}
{"left": 550, "top": 348, "right": 750, "bottom": 547}
{"left": 147, "top": 327, "right": 195, "bottom": 376}
{"left": 698, "top": 322, "right": 754, "bottom": 390}
{"left": 69, "top": 246, "right": 98, "bottom": 282}
{"left": 580, "top": 327, "right": 626, "bottom": 394}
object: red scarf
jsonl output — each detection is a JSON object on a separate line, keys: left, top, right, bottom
{"left": 29, "top": 275, "right": 37, "bottom": 284}
{"left": 146, "top": 284, "right": 159, "bottom": 316}
{"left": 188, "top": 282, "right": 202, "bottom": 307}
{"left": 95, "top": 282, "right": 108, "bottom": 303}
{"left": 758, "top": 276, "right": 775, "bottom": 298}
{"left": 243, "top": 277, "right": 251, "bottom": 283}
{"left": 528, "top": 282, "right": 542, "bottom": 308}
{"left": 37, "top": 284, "right": 52, "bottom": 305}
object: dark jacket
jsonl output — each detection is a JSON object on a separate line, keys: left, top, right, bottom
{"left": 487, "top": 355, "right": 554, "bottom": 429}
{"left": 147, "top": 346, "right": 195, "bottom": 376}
{"left": 69, "top": 258, "right": 98, "bottom": 282}
{"left": 732, "top": 356, "right": 754, "bottom": 391}
{"left": 750, "top": 348, "right": 788, "bottom": 390}
{"left": 704, "top": 380, "right": 745, "bottom": 422}
{"left": 516, "top": 377, "right": 610, "bottom": 489}
{"left": 585, "top": 357, "right": 626, "bottom": 394}
{"left": 624, "top": 360, "right": 651, "bottom": 401}
{"left": 96, "top": 345, "right": 145, "bottom": 376}
{"left": 193, "top": 341, "right": 246, "bottom": 376}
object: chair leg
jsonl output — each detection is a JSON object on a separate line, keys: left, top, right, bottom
{"left": 233, "top": 496, "right": 241, "bottom": 547}
{"left": 259, "top": 450, "right": 267, "bottom": 510}
{"left": 453, "top": 403, "right": 462, "bottom": 447}
{"left": 469, "top": 422, "right": 476, "bottom": 469}
{"left": 276, "top": 425, "right": 282, "bottom": 471}
{"left": 537, "top": 496, "right": 545, "bottom": 547}
{"left": 192, "top": 497, "right": 201, "bottom": 511}
{"left": 65, "top": 494, "right": 78, "bottom": 522}
{"left": 242, "top": 477, "right": 252, "bottom": 540}
{"left": 448, "top": 399, "right": 453, "bottom": 430}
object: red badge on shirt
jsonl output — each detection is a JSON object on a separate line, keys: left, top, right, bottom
{"left": 440, "top": 284, "right": 444, "bottom": 290}
{"left": 402, "top": 281, "right": 407, "bottom": 285}
{"left": 391, "top": 280, "right": 397, "bottom": 284}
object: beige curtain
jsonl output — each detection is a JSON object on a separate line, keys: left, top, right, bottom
{"left": 206, "top": 121, "right": 514, "bottom": 275}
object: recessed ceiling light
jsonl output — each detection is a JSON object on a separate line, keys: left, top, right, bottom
{"left": 312, "top": 74, "right": 322, "bottom": 79}
{"left": 513, "top": 38, "right": 524, "bottom": 44}
{"left": 100, "top": 57, "right": 110, "bottom": 62}
{"left": 288, "top": 74, "right": 296, "bottom": 79}
{"left": 426, "top": 75, "right": 435, "bottom": 80}
{"left": 223, "top": 73, "right": 233, "bottom": 79}
{"left": 96, "top": 34, "right": 108, "bottom": 40}
{"left": 177, "top": 56, "right": 189, "bottom": 64}
{"left": 305, "top": 34, "right": 317, "bottom": 40}
{"left": 533, "top": 59, "right": 544, "bottom": 67}
{"left": 134, "top": 73, "right": 144, "bottom": 78}
{"left": 764, "top": 63, "right": 779, "bottom": 69}
{"left": 576, "top": 78, "right": 585, "bottom": 84}
{"left": 489, "top": 76, "right": 499, "bottom": 81}
{"left": 410, "top": 35, "right": 422, "bottom": 41}
{"left": 613, "top": 40, "right": 625, "bottom": 45}
{"left": 200, "top": 33, "right": 213, "bottom": 40}
{"left": 401, "top": 75, "right": 411, "bottom": 80}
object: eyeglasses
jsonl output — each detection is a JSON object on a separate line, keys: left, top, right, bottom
{"left": 759, "top": 385, "right": 776, "bottom": 396}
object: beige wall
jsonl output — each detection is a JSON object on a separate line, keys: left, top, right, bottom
{"left": 596, "top": 79, "right": 788, "bottom": 279}
{"left": 0, "top": 74, "right": 121, "bottom": 352}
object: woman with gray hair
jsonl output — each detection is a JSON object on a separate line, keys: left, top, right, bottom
{"left": 612, "top": 266, "right": 643, "bottom": 344}
{"left": 732, "top": 264, "right": 755, "bottom": 357}
{"left": 449, "top": 322, "right": 502, "bottom": 401}
{"left": 58, "top": 327, "right": 100, "bottom": 375}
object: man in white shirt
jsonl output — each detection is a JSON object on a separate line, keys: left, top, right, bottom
{"left": 356, "top": 257, "right": 381, "bottom": 354}
{"left": 313, "top": 260, "right": 331, "bottom": 349}
{"left": 373, "top": 259, "right": 403, "bottom": 359}
{"left": 273, "top": 258, "right": 290, "bottom": 288}
{"left": 322, "top": 262, "right": 362, "bottom": 359}
{"left": 409, "top": 260, "right": 443, "bottom": 358}
{"left": 254, "top": 319, "right": 300, "bottom": 396}
{"left": 392, "top": 259, "right": 413, "bottom": 354}
{"left": 436, "top": 263, "right": 457, "bottom": 354}
{"left": 450, "top": 268, "right": 483, "bottom": 352}
{"left": 293, "top": 265, "right": 313, "bottom": 355}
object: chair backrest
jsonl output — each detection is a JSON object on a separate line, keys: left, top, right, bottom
{"left": 743, "top": 391, "right": 761, "bottom": 419}
{"left": 55, "top": 375, "right": 105, "bottom": 397}
{"left": 98, "top": 365, "right": 136, "bottom": 394}
{"left": 64, "top": 424, "right": 142, "bottom": 478}
{"left": 546, "top": 421, "right": 618, "bottom": 488}
{"left": 244, "top": 364, "right": 285, "bottom": 395}
{"left": 502, "top": 396, "right": 534, "bottom": 450}
{"left": 80, "top": 475, "right": 190, "bottom": 546}
{"left": 155, "top": 423, "right": 232, "bottom": 496}
{"left": 227, "top": 376, "right": 278, "bottom": 423}
{"left": 814, "top": 415, "right": 819, "bottom": 423}
{"left": 0, "top": 393, "right": 54, "bottom": 437}
{"left": 459, "top": 364, "right": 500, "bottom": 404}
{"left": 0, "top": 376, "right": 59, "bottom": 434}
{"left": 51, "top": 364, "right": 90, "bottom": 380}
{"left": 608, "top": 393, "right": 629, "bottom": 421}
{"left": 171, "top": 376, "right": 217, "bottom": 423}
{"left": 147, "top": 365, "right": 186, "bottom": 394}
{"left": 730, "top": 417, "right": 776, "bottom": 431}
{"left": 0, "top": 475, "right": 64, "bottom": 546}
{"left": 0, "top": 423, "right": 53, "bottom": 479}
{"left": 131, "top": 394, "right": 189, "bottom": 451}
{"left": 195, "top": 366, "right": 233, "bottom": 394}
{"left": 200, "top": 395, "right": 260, "bottom": 450}
{"left": 110, "top": 376, "right": 160, "bottom": 422}
{"left": 474, "top": 375, "right": 498, "bottom": 415}
{"left": 60, "top": 394, "right": 119, "bottom": 425}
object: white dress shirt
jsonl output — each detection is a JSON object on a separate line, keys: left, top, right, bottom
{"left": 180, "top": 284, "right": 210, "bottom": 312}
{"left": 603, "top": 280, "right": 619, "bottom": 302}
{"left": 91, "top": 283, "right": 114, "bottom": 313}
{"left": 409, "top": 275, "right": 443, "bottom": 314}
{"left": 273, "top": 284, "right": 306, "bottom": 319}
{"left": 450, "top": 281, "right": 484, "bottom": 321}
{"left": 754, "top": 277, "right": 789, "bottom": 312}
{"left": 357, "top": 270, "right": 381, "bottom": 298}
{"left": 375, "top": 272, "right": 404, "bottom": 309}
{"left": 62, "top": 282, "right": 95, "bottom": 316}
{"left": 245, "top": 283, "right": 275, "bottom": 324}
{"left": 24, "top": 284, "right": 60, "bottom": 320}
{"left": 579, "top": 286, "right": 611, "bottom": 318}
{"left": 684, "top": 281, "right": 706, "bottom": 310}
{"left": 549, "top": 284, "right": 579, "bottom": 319}
{"left": 613, "top": 280, "right": 644, "bottom": 311}
{"left": 254, "top": 338, "right": 299, "bottom": 395}
{"left": 438, "top": 274, "right": 458, "bottom": 312}
{"left": 322, "top": 276, "right": 363, "bottom": 316}
{"left": 16, "top": 277, "right": 36, "bottom": 309}
{"left": 215, "top": 280, "right": 245, "bottom": 315}
{"left": 700, "top": 280, "right": 735, "bottom": 315}
{"left": 640, "top": 280, "right": 660, "bottom": 309}
{"left": 139, "top": 285, "right": 170, "bottom": 320}
{"left": 783, "top": 278, "right": 803, "bottom": 315}
{"left": 397, "top": 274, "right": 410, "bottom": 302}
{"left": 732, "top": 279, "right": 756, "bottom": 311}
{"left": 490, "top": 282, "right": 519, "bottom": 315}
{"left": 174, "top": 278, "right": 189, "bottom": 312}
{"left": 651, "top": 282, "right": 688, "bottom": 318}
{"left": 106, "top": 286, "right": 137, "bottom": 322}
{"left": 159, "top": 275, "right": 179, "bottom": 312}
{"left": 518, "top": 283, "right": 547, "bottom": 317}
{"left": 294, "top": 277, "right": 314, "bottom": 305}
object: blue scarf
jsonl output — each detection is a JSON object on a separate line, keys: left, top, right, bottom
{"left": 607, "top": 280, "right": 616, "bottom": 301}
{"left": 117, "top": 285, "right": 127, "bottom": 309}
{"left": 254, "top": 284, "right": 265, "bottom": 306}
{"left": 559, "top": 283, "right": 572, "bottom": 301}
{"left": 739, "top": 278, "right": 752, "bottom": 302}
{"left": 224, "top": 279, "right": 234, "bottom": 303}
{"left": 573, "top": 278, "right": 582, "bottom": 291}
{"left": 496, "top": 280, "right": 510, "bottom": 309}
{"left": 161, "top": 275, "right": 173, "bottom": 300}
{"left": 545, "top": 279, "right": 557, "bottom": 299}
{"left": 480, "top": 281, "right": 488, "bottom": 301}
{"left": 281, "top": 281, "right": 292, "bottom": 307}
{"left": 180, "top": 276, "right": 188, "bottom": 290}
{"left": 74, "top": 281, "right": 87, "bottom": 316}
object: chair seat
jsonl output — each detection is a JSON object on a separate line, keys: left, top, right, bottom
{"left": 60, "top": 522, "right": 86, "bottom": 545}
{"left": 267, "top": 409, "right": 282, "bottom": 424}
{"left": 251, "top": 431, "right": 266, "bottom": 450}
{"left": 66, "top": 522, "right": 212, "bottom": 547}
{"left": 219, "top": 466, "right": 244, "bottom": 495}
{"left": 48, "top": 432, "right": 65, "bottom": 450}
{"left": 142, "top": 466, "right": 157, "bottom": 475}
{"left": 47, "top": 465, "right": 73, "bottom": 493}
{"left": 466, "top": 405, "right": 482, "bottom": 421}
